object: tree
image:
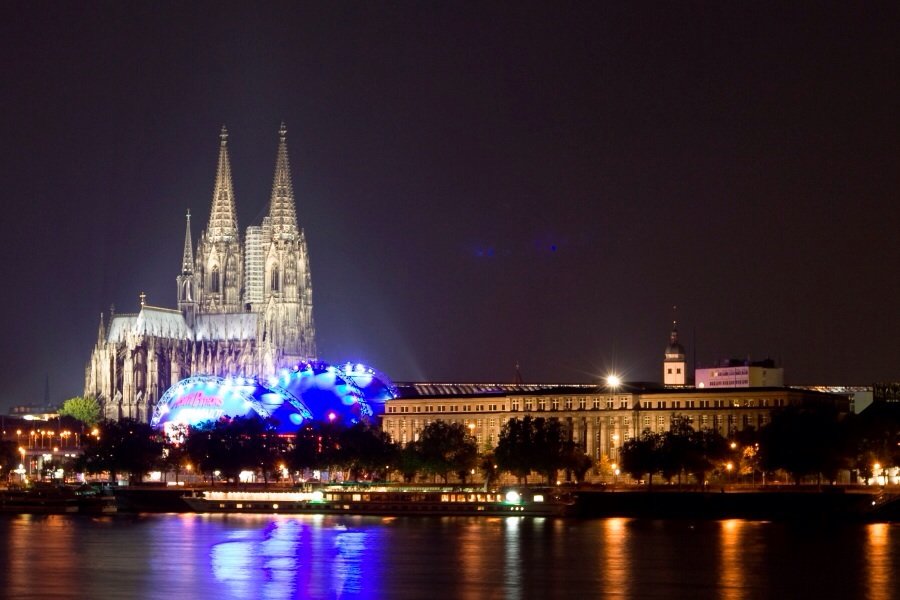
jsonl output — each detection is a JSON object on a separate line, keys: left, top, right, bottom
{"left": 159, "top": 443, "right": 190, "bottom": 483}
{"left": 0, "top": 440, "right": 20, "bottom": 481}
{"left": 394, "top": 441, "right": 424, "bottom": 483}
{"left": 495, "top": 416, "right": 578, "bottom": 484}
{"left": 417, "top": 421, "right": 477, "bottom": 483}
{"left": 183, "top": 416, "right": 278, "bottom": 483}
{"left": 337, "top": 422, "right": 396, "bottom": 481}
{"left": 620, "top": 430, "right": 664, "bottom": 487}
{"left": 687, "top": 428, "right": 730, "bottom": 485}
{"left": 531, "top": 418, "right": 568, "bottom": 484}
{"left": 78, "top": 419, "right": 163, "bottom": 484}
{"left": 758, "top": 406, "right": 848, "bottom": 484}
{"left": 850, "top": 404, "right": 900, "bottom": 482}
{"left": 562, "top": 442, "right": 594, "bottom": 484}
{"left": 290, "top": 420, "right": 344, "bottom": 477}
{"left": 59, "top": 396, "right": 102, "bottom": 426}
{"left": 495, "top": 417, "right": 537, "bottom": 483}
{"left": 477, "top": 451, "right": 499, "bottom": 489}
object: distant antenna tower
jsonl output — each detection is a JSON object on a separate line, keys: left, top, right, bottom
{"left": 514, "top": 362, "right": 524, "bottom": 386}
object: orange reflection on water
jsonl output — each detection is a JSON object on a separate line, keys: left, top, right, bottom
{"left": 866, "top": 523, "right": 891, "bottom": 600}
{"left": 601, "top": 518, "right": 629, "bottom": 596}
{"left": 6, "top": 514, "right": 79, "bottom": 598}
{"left": 718, "top": 519, "right": 745, "bottom": 600}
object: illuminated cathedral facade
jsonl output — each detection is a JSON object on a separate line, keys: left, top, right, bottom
{"left": 85, "top": 124, "right": 316, "bottom": 422}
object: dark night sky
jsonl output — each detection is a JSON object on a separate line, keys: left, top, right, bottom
{"left": 0, "top": 2, "right": 897, "bottom": 410}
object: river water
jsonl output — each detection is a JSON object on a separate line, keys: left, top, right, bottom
{"left": 1, "top": 514, "right": 897, "bottom": 599}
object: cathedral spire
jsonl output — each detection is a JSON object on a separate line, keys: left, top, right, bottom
{"left": 97, "top": 312, "right": 106, "bottom": 345}
{"left": 181, "top": 209, "right": 193, "bottom": 274}
{"left": 268, "top": 122, "right": 299, "bottom": 239}
{"left": 207, "top": 125, "right": 239, "bottom": 242}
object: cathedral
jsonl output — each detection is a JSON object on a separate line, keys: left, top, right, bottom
{"left": 84, "top": 124, "right": 316, "bottom": 422}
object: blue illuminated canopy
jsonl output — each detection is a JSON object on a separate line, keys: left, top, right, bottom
{"left": 151, "top": 360, "right": 397, "bottom": 433}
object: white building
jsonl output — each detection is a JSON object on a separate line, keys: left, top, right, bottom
{"left": 696, "top": 360, "right": 784, "bottom": 388}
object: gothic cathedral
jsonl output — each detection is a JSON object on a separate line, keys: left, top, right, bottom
{"left": 85, "top": 124, "right": 316, "bottom": 422}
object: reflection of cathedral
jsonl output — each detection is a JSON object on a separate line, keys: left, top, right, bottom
{"left": 85, "top": 124, "right": 316, "bottom": 422}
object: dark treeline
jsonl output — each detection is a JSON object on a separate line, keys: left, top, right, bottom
{"left": 620, "top": 406, "right": 900, "bottom": 486}
{"left": 38, "top": 403, "right": 900, "bottom": 487}
{"left": 66, "top": 415, "right": 593, "bottom": 486}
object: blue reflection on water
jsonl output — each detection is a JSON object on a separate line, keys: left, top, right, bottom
{"left": 208, "top": 517, "right": 379, "bottom": 599}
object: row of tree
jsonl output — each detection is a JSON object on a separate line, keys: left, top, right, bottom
{"left": 11, "top": 400, "right": 900, "bottom": 486}
{"left": 61, "top": 414, "right": 595, "bottom": 486}
{"left": 620, "top": 405, "right": 900, "bottom": 486}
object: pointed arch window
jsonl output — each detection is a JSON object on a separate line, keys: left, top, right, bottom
{"left": 270, "top": 265, "right": 280, "bottom": 292}
{"left": 211, "top": 267, "right": 220, "bottom": 293}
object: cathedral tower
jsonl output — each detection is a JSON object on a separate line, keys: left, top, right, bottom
{"left": 177, "top": 210, "right": 197, "bottom": 326}
{"left": 195, "top": 126, "right": 244, "bottom": 313}
{"left": 256, "top": 123, "right": 316, "bottom": 361}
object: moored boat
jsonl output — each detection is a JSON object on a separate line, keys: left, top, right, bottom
{"left": 184, "top": 486, "right": 574, "bottom": 517}
{"left": 0, "top": 486, "right": 79, "bottom": 514}
{"left": 0, "top": 484, "right": 118, "bottom": 514}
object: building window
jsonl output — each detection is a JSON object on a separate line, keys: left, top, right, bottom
{"left": 511, "top": 400, "right": 520, "bottom": 411}
{"left": 538, "top": 399, "right": 547, "bottom": 411}
{"left": 552, "top": 399, "right": 559, "bottom": 411}
{"left": 211, "top": 267, "right": 220, "bottom": 293}
{"left": 676, "top": 368, "right": 681, "bottom": 374}
{"left": 667, "top": 368, "right": 673, "bottom": 374}
{"left": 270, "top": 265, "right": 280, "bottom": 292}
{"left": 565, "top": 398, "right": 573, "bottom": 410}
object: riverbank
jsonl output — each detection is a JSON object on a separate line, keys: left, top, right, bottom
{"left": 574, "top": 488, "right": 900, "bottom": 521}
{"left": 103, "top": 485, "right": 900, "bottom": 522}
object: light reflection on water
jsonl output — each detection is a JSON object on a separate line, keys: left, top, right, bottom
{"left": 1, "top": 514, "right": 898, "bottom": 599}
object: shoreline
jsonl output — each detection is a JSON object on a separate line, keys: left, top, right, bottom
{"left": 102, "top": 485, "right": 900, "bottom": 522}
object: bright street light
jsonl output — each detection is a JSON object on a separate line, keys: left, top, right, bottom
{"left": 606, "top": 374, "right": 621, "bottom": 388}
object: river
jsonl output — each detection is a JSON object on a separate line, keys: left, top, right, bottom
{"left": 1, "top": 514, "right": 897, "bottom": 599}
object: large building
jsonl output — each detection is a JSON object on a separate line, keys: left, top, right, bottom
{"left": 381, "top": 325, "right": 849, "bottom": 470}
{"left": 696, "top": 358, "right": 784, "bottom": 389}
{"left": 382, "top": 382, "right": 847, "bottom": 463}
{"left": 85, "top": 125, "right": 316, "bottom": 422}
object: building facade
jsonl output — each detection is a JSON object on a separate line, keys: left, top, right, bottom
{"left": 85, "top": 125, "right": 316, "bottom": 422}
{"left": 381, "top": 384, "right": 848, "bottom": 467}
{"left": 696, "top": 359, "right": 784, "bottom": 388}
{"left": 381, "top": 326, "right": 848, "bottom": 474}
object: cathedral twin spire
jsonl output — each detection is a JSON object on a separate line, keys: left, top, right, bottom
{"left": 206, "top": 126, "right": 239, "bottom": 243}
{"left": 200, "top": 123, "right": 299, "bottom": 246}
{"left": 182, "top": 124, "right": 310, "bottom": 327}
{"left": 269, "top": 122, "right": 300, "bottom": 239}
